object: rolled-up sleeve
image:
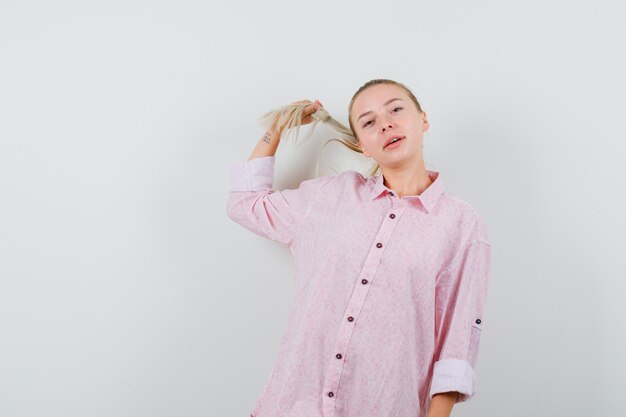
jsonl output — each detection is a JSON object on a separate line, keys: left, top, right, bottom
{"left": 226, "top": 156, "right": 334, "bottom": 247}
{"left": 429, "top": 221, "right": 492, "bottom": 403}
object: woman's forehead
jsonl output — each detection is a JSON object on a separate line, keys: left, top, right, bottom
{"left": 352, "top": 84, "right": 409, "bottom": 111}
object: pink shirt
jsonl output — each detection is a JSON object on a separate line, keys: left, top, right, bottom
{"left": 227, "top": 156, "right": 492, "bottom": 417}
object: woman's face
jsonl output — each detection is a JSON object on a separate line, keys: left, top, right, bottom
{"left": 351, "top": 83, "right": 429, "bottom": 169}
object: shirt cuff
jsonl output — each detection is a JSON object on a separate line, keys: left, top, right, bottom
{"left": 229, "top": 156, "right": 275, "bottom": 192}
{"left": 429, "top": 358, "right": 476, "bottom": 403}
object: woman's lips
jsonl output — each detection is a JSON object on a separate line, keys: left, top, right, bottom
{"left": 384, "top": 137, "right": 404, "bottom": 149}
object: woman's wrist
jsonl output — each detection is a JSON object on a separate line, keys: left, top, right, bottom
{"left": 427, "top": 392, "right": 457, "bottom": 417}
{"left": 247, "top": 128, "right": 281, "bottom": 160}
{"left": 261, "top": 130, "right": 275, "bottom": 145}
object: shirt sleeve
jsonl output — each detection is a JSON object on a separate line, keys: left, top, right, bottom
{"left": 226, "top": 156, "right": 335, "bottom": 247}
{"left": 429, "top": 220, "right": 492, "bottom": 404}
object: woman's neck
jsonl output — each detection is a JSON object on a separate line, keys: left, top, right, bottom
{"left": 381, "top": 161, "right": 433, "bottom": 197}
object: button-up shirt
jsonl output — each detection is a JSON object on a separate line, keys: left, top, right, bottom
{"left": 226, "top": 156, "right": 492, "bottom": 417}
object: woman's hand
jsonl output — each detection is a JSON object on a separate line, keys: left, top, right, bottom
{"left": 270, "top": 99, "right": 323, "bottom": 137}
{"left": 249, "top": 99, "right": 323, "bottom": 161}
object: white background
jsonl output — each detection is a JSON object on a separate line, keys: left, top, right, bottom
{"left": 1, "top": 1, "right": 625, "bottom": 416}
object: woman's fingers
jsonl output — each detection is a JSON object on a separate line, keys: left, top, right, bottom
{"left": 276, "top": 99, "right": 322, "bottom": 127}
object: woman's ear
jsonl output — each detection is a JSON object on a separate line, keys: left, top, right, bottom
{"left": 421, "top": 111, "right": 430, "bottom": 132}
{"left": 357, "top": 141, "right": 371, "bottom": 158}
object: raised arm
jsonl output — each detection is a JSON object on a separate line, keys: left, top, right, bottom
{"left": 226, "top": 99, "right": 331, "bottom": 247}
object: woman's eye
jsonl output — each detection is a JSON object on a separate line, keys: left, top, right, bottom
{"left": 393, "top": 107, "right": 403, "bottom": 112}
{"left": 363, "top": 120, "right": 372, "bottom": 127}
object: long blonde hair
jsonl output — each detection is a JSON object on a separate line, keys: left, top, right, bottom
{"left": 258, "top": 79, "right": 425, "bottom": 178}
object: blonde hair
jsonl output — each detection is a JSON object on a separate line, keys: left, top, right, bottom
{"left": 258, "top": 79, "right": 424, "bottom": 178}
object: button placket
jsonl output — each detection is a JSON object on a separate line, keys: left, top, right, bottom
{"left": 322, "top": 205, "right": 407, "bottom": 416}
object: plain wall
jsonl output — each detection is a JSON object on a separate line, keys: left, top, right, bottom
{"left": 1, "top": 1, "right": 625, "bottom": 416}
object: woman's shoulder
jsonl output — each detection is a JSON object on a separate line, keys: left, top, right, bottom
{"left": 301, "top": 169, "right": 373, "bottom": 200}
{"left": 437, "top": 191, "right": 490, "bottom": 245}
{"left": 312, "top": 169, "right": 366, "bottom": 185}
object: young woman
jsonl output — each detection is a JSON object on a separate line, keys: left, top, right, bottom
{"left": 227, "top": 79, "right": 492, "bottom": 417}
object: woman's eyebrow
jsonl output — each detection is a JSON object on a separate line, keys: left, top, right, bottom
{"left": 357, "top": 98, "right": 403, "bottom": 122}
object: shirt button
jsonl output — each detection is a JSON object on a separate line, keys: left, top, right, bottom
{"left": 336, "top": 353, "right": 342, "bottom": 359}
{"left": 376, "top": 242, "right": 383, "bottom": 248}
{"left": 389, "top": 213, "right": 395, "bottom": 219}
{"left": 328, "top": 391, "right": 334, "bottom": 397}
{"left": 361, "top": 279, "right": 368, "bottom": 285}
{"left": 347, "top": 316, "right": 354, "bottom": 322}
{"left": 476, "top": 319, "right": 482, "bottom": 324}
{"left": 389, "top": 192, "right": 394, "bottom": 196}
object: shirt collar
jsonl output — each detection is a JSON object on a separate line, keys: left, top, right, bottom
{"left": 369, "top": 170, "right": 445, "bottom": 214}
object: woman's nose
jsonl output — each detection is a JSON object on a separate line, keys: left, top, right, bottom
{"left": 380, "top": 114, "right": 394, "bottom": 132}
